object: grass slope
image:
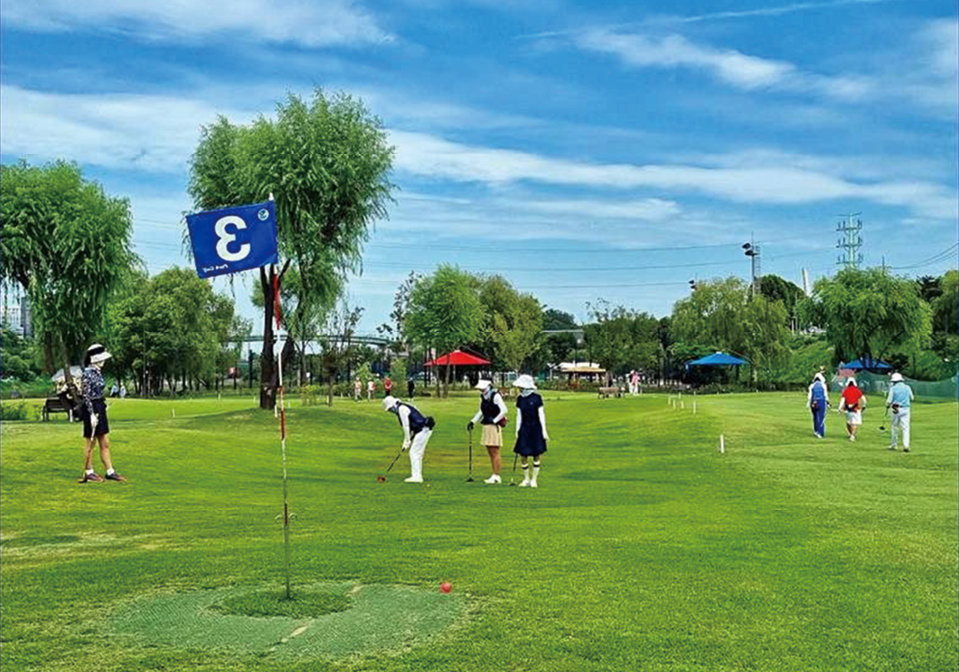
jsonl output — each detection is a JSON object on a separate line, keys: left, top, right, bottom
{"left": 1, "top": 392, "right": 956, "bottom": 671}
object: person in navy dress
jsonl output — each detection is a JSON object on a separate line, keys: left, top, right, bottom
{"left": 512, "top": 374, "right": 549, "bottom": 488}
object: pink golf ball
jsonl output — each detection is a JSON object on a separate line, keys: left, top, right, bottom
{"left": 440, "top": 582, "right": 452, "bottom": 594}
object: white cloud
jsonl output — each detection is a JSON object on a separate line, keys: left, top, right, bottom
{"left": 389, "top": 129, "right": 957, "bottom": 219}
{"left": 0, "top": 85, "right": 254, "bottom": 173}
{"left": 574, "top": 29, "right": 872, "bottom": 100}
{"left": 0, "top": 0, "right": 392, "bottom": 47}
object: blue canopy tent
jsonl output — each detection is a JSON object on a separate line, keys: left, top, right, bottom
{"left": 841, "top": 356, "right": 892, "bottom": 372}
{"left": 684, "top": 352, "right": 747, "bottom": 386}
{"left": 685, "top": 352, "right": 747, "bottom": 369}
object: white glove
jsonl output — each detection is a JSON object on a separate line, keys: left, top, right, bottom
{"left": 90, "top": 413, "right": 99, "bottom": 429}
{"left": 402, "top": 440, "right": 411, "bottom": 451}
{"left": 542, "top": 431, "right": 549, "bottom": 441}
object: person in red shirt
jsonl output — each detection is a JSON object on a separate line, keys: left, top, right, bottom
{"left": 383, "top": 376, "right": 393, "bottom": 398}
{"left": 838, "top": 378, "right": 866, "bottom": 441}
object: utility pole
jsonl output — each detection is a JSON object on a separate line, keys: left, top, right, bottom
{"left": 836, "top": 213, "right": 863, "bottom": 269}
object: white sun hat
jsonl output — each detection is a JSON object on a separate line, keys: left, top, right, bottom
{"left": 890, "top": 372, "right": 903, "bottom": 382}
{"left": 846, "top": 378, "right": 857, "bottom": 387}
{"left": 474, "top": 379, "right": 493, "bottom": 390}
{"left": 86, "top": 343, "right": 112, "bottom": 365}
{"left": 382, "top": 395, "right": 398, "bottom": 411}
{"left": 512, "top": 374, "right": 536, "bottom": 389}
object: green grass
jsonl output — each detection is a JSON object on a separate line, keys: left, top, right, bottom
{"left": 209, "top": 585, "right": 354, "bottom": 618}
{"left": 1, "top": 391, "right": 956, "bottom": 671}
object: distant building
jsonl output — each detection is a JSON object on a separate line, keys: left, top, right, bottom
{"left": 1, "top": 291, "right": 32, "bottom": 338}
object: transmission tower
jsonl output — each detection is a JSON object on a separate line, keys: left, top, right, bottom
{"left": 836, "top": 213, "right": 863, "bottom": 269}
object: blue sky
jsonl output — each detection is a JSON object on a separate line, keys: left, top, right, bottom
{"left": 2, "top": 0, "right": 957, "bottom": 336}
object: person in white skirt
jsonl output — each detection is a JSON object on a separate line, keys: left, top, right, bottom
{"left": 838, "top": 378, "right": 866, "bottom": 441}
{"left": 467, "top": 380, "right": 508, "bottom": 484}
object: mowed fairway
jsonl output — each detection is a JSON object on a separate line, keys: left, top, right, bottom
{"left": 2, "top": 392, "right": 956, "bottom": 671}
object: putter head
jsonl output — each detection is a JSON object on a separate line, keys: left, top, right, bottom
{"left": 376, "top": 475, "right": 387, "bottom": 483}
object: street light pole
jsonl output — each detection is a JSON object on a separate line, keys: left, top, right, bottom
{"left": 742, "top": 238, "right": 761, "bottom": 296}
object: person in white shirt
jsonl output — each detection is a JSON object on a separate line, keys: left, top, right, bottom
{"left": 467, "top": 380, "right": 508, "bottom": 484}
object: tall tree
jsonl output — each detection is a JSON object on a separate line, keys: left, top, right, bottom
{"left": 0, "top": 161, "right": 136, "bottom": 385}
{"left": 478, "top": 275, "right": 544, "bottom": 375}
{"left": 188, "top": 89, "right": 394, "bottom": 409}
{"left": 672, "top": 277, "right": 788, "bottom": 383}
{"left": 542, "top": 308, "right": 579, "bottom": 364}
{"left": 583, "top": 302, "right": 661, "bottom": 382}
{"left": 405, "top": 265, "right": 483, "bottom": 397}
{"left": 798, "top": 267, "right": 932, "bottom": 364}
{"left": 110, "top": 268, "right": 238, "bottom": 395}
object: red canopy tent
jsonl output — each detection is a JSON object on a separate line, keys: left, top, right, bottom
{"left": 424, "top": 350, "right": 490, "bottom": 367}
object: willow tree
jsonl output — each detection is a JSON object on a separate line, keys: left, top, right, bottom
{"left": 405, "top": 265, "right": 484, "bottom": 398}
{"left": 0, "top": 160, "right": 136, "bottom": 383}
{"left": 798, "top": 267, "right": 931, "bottom": 364}
{"left": 478, "top": 275, "right": 544, "bottom": 377}
{"left": 189, "top": 89, "right": 394, "bottom": 409}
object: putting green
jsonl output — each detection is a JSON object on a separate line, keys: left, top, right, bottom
{"left": 108, "top": 581, "right": 468, "bottom": 660}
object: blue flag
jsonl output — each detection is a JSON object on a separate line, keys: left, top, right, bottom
{"left": 187, "top": 200, "right": 278, "bottom": 279}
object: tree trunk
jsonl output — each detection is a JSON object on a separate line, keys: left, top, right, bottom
{"left": 260, "top": 265, "right": 277, "bottom": 410}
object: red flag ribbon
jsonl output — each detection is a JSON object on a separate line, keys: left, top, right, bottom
{"left": 273, "top": 273, "right": 282, "bottom": 330}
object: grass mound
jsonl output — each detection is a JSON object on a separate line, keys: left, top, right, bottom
{"left": 208, "top": 586, "right": 352, "bottom": 618}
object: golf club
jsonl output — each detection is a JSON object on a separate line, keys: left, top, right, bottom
{"left": 508, "top": 452, "right": 519, "bottom": 486}
{"left": 376, "top": 444, "right": 406, "bottom": 483}
{"left": 878, "top": 406, "right": 889, "bottom": 431}
{"left": 466, "top": 427, "right": 475, "bottom": 482}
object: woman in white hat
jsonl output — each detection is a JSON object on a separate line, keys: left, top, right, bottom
{"left": 383, "top": 395, "right": 435, "bottom": 482}
{"left": 467, "top": 379, "right": 508, "bottom": 484}
{"left": 885, "top": 372, "right": 915, "bottom": 452}
{"left": 78, "top": 344, "right": 125, "bottom": 483}
{"left": 838, "top": 378, "right": 866, "bottom": 441}
{"left": 512, "top": 374, "right": 549, "bottom": 487}
{"left": 806, "top": 371, "right": 829, "bottom": 438}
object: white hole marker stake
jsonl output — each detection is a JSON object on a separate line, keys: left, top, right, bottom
{"left": 172, "top": 408, "right": 175, "bottom": 418}
{"left": 681, "top": 400, "right": 685, "bottom": 409}
{"left": 693, "top": 401, "right": 697, "bottom": 414}
{"left": 720, "top": 434, "right": 725, "bottom": 453}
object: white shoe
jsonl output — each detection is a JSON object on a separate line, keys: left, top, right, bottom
{"left": 404, "top": 476, "right": 423, "bottom": 483}
{"left": 518, "top": 478, "right": 531, "bottom": 487}
{"left": 850, "top": 435, "right": 856, "bottom": 442}
{"left": 529, "top": 481, "right": 538, "bottom": 488}
{"left": 484, "top": 474, "right": 501, "bottom": 484}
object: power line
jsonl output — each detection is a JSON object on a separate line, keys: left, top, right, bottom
{"left": 887, "top": 243, "right": 959, "bottom": 270}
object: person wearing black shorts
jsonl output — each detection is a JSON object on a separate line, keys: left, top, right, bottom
{"left": 78, "top": 344, "right": 126, "bottom": 483}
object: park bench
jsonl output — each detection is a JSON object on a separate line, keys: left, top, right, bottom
{"left": 597, "top": 386, "right": 623, "bottom": 399}
{"left": 42, "top": 396, "right": 75, "bottom": 422}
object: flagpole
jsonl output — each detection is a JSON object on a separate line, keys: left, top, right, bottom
{"left": 278, "top": 332, "right": 292, "bottom": 600}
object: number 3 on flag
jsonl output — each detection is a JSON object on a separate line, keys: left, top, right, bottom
{"left": 214, "top": 216, "right": 251, "bottom": 262}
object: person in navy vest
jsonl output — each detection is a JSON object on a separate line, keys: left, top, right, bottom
{"left": 806, "top": 371, "right": 829, "bottom": 439}
{"left": 467, "top": 379, "right": 508, "bottom": 484}
{"left": 512, "top": 374, "right": 549, "bottom": 487}
{"left": 78, "top": 344, "right": 126, "bottom": 483}
{"left": 383, "top": 395, "right": 435, "bottom": 483}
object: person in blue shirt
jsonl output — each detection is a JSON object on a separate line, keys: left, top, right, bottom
{"left": 806, "top": 371, "right": 829, "bottom": 438}
{"left": 886, "top": 372, "right": 915, "bottom": 452}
